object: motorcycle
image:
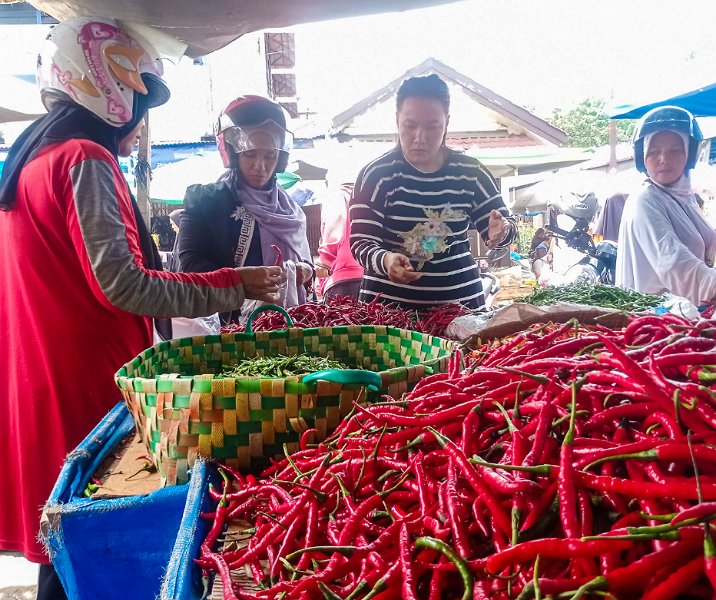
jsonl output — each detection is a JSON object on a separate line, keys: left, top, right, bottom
{"left": 546, "top": 192, "right": 617, "bottom": 285}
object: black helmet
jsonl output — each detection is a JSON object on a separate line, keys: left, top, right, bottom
{"left": 633, "top": 105, "right": 703, "bottom": 173}
{"left": 551, "top": 191, "right": 599, "bottom": 222}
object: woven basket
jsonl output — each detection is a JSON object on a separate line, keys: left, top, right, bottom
{"left": 115, "top": 306, "right": 454, "bottom": 485}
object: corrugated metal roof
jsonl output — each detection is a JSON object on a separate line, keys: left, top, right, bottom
{"left": 0, "top": 3, "right": 57, "bottom": 24}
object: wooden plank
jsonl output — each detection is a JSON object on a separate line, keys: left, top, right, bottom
{"left": 210, "top": 519, "right": 263, "bottom": 599}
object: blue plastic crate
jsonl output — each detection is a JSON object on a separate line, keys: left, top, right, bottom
{"left": 41, "top": 402, "right": 215, "bottom": 600}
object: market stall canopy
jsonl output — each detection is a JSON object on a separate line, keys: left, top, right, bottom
{"left": 507, "top": 167, "right": 645, "bottom": 214}
{"left": 0, "top": 106, "right": 44, "bottom": 124}
{"left": 610, "top": 82, "right": 716, "bottom": 119}
{"left": 465, "top": 146, "right": 594, "bottom": 179}
{"left": 0, "top": 74, "right": 46, "bottom": 124}
{"left": 290, "top": 159, "right": 328, "bottom": 182}
{"left": 26, "top": 0, "right": 462, "bottom": 57}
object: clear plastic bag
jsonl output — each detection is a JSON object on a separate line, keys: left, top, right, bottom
{"left": 170, "top": 313, "right": 222, "bottom": 339}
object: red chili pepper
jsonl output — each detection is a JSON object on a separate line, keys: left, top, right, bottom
{"left": 670, "top": 501, "right": 716, "bottom": 526}
{"left": 444, "top": 461, "right": 471, "bottom": 559}
{"left": 641, "top": 554, "right": 705, "bottom": 600}
{"left": 576, "top": 470, "right": 716, "bottom": 500}
{"left": 523, "top": 391, "right": 554, "bottom": 466}
{"left": 558, "top": 382, "right": 580, "bottom": 539}
{"left": 427, "top": 427, "right": 511, "bottom": 533}
{"left": 270, "top": 244, "right": 283, "bottom": 266}
{"left": 486, "top": 538, "right": 633, "bottom": 575}
{"left": 396, "top": 523, "right": 417, "bottom": 600}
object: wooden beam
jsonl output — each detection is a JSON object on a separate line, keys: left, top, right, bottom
{"left": 136, "top": 116, "right": 152, "bottom": 225}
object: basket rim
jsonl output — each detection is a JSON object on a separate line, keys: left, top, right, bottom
{"left": 114, "top": 324, "right": 454, "bottom": 384}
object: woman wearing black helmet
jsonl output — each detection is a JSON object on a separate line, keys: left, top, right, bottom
{"left": 177, "top": 95, "right": 314, "bottom": 323}
{"left": 616, "top": 105, "right": 716, "bottom": 305}
{"left": 0, "top": 18, "right": 282, "bottom": 599}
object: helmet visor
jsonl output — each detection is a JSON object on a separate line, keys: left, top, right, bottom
{"left": 222, "top": 119, "right": 293, "bottom": 154}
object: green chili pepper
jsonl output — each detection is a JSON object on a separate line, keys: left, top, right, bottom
{"left": 516, "top": 282, "right": 664, "bottom": 312}
{"left": 221, "top": 354, "right": 357, "bottom": 378}
{"left": 414, "top": 536, "right": 473, "bottom": 600}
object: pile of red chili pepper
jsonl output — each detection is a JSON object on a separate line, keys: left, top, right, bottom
{"left": 199, "top": 312, "right": 716, "bottom": 599}
{"left": 221, "top": 296, "right": 472, "bottom": 339}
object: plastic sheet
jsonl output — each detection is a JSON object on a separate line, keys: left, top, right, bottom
{"left": 161, "top": 462, "right": 220, "bottom": 600}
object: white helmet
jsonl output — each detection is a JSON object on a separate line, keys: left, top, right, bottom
{"left": 37, "top": 17, "right": 171, "bottom": 126}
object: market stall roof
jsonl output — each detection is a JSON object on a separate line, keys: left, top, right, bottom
{"left": 148, "top": 152, "right": 300, "bottom": 204}
{"left": 26, "top": 0, "right": 462, "bottom": 57}
{"left": 609, "top": 82, "right": 716, "bottom": 119}
{"left": 331, "top": 58, "right": 569, "bottom": 147}
{"left": 0, "top": 74, "right": 47, "bottom": 124}
{"left": 506, "top": 167, "right": 645, "bottom": 214}
{"left": 0, "top": 106, "right": 44, "bottom": 124}
{"left": 465, "top": 146, "right": 594, "bottom": 178}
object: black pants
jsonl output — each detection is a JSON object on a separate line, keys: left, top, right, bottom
{"left": 37, "top": 563, "right": 67, "bottom": 600}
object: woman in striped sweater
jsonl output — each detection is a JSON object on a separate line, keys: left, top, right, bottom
{"left": 349, "top": 74, "right": 515, "bottom": 310}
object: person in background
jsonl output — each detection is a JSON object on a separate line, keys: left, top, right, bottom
{"left": 529, "top": 227, "right": 553, "bottom": 279}
{"left": 316, "top": 165, "right": 364, "bottom": 299}
{"left": 177, "top": 95, "right": 314, "bottom": 323}
{"left": 616, "top": 106, "right": 716, "bottom": 305}
{"left": 0, "top": 19, "right": 282, "bottom": 599}
{"left": 349, "top": 74, "right": 515, "bottom": 310}
{"left": 167, "top": 208, "right": 184, "bottom": 272}
{"left": 593, "top": 193, "right": 628, "bottom": 243}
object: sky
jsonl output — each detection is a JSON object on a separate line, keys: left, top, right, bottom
{"left": 1, "top": 0, "right": 716, "bottom": 142}
{"left": 289, "top": 0, "right": 716, "bottom": 119}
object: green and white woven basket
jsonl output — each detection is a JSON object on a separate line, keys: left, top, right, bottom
{"left": 115, "top": 308, "right": 454, "bottom": 485}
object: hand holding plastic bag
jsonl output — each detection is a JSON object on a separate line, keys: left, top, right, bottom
{"left": 237, "top": 260, "right": 301, "bottom": 325}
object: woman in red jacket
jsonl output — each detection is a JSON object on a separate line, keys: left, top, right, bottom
{"left": 0, "top": 17, "right": 283, "bottom": 599}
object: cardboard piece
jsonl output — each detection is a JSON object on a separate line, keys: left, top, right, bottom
{"left": 91, "top": 433, "right": 161, "bottom": 498}
{"left": 453, "top": 301, "right": 631, "bottom": 347}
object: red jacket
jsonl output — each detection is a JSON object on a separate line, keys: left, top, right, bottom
{"left": 0, "top": 139, "right": 244, "bottom": 562}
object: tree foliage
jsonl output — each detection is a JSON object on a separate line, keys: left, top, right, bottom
{"left": 548, "top": 98, "right": 634, "bottom": 148}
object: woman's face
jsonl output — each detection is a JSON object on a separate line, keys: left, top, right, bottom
{"left": 118, "top": 119, "right": 145, "bottom": 157}
{"left": 238, "top": 130, "right": 280, "bottom": 189}
{"left": 644, "top": 130, "right": 688, "bottom": 186}
{"left": 397, "top": 97, "right": 449, "bottom": 172}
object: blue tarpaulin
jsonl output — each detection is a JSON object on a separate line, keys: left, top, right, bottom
{"left": 41, "top": 402, "right": 210, "bottom": 600}
{"left": 610, "top": 83, "right": 716, "bottom": 119}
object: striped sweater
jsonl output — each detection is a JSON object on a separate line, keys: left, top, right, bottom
{"left": 349, "top": 147, "right": 514, "bottom": 310}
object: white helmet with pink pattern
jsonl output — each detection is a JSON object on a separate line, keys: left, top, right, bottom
{"left": 37, "top": 17, "right": 171, "bottom": 126}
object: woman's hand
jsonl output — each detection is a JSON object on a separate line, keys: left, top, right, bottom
{"left": 236, "top": 266, "right": 285, "bottom": 302}
{"left": 384, "top": 252, "right": 422, "bottom": 284}
{"left": 296, "top": 263, "right": 314, "bottom": 286}
{"left": 486, "top": 210, "right": 512, "bottom": 248}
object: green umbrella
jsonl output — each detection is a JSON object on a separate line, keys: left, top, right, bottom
{"left": 277, "top": 170, "right": 301, "bottom": 190}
